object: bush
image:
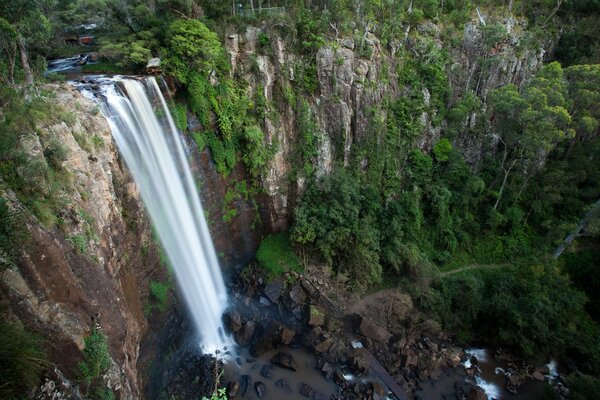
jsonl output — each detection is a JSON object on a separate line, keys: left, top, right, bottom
{"left": 79, "top": 328, "right": 112, "bottom": 397}
{"left": 150, "top": 281, "right": 170, "bottom": 312}
{"left": 0, "top": 320, "right": 46, "bottom": 399}
{"left": 256, "top": 233, "right": 303, "bottom": 278}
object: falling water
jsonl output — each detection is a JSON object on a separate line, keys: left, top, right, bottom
{"left": 98, "top": 76, "right": 230, "bottom": 352}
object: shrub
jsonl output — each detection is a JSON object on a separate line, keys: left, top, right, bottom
{"left": 150, "top": 281, "right": 170, "bottom": 312}
{"left": 0, "top": 320, "right": 47, "bottom": 399}
{"left": 79, "top": 328, "right": 112, "bottom": 397}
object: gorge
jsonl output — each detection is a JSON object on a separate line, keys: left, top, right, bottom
{"left": 1, "top": 1, "right": 600, "bottom": 400}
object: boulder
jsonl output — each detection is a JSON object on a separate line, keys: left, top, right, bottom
{"left": 255, "top": 381, "right": 266, "bottom": 398}
{"left": 533, "top": 371, "right": 545, "bottom": 381}
{"left": 275, "top": 378, "right": 292, "bottom": 394}
{"left": 227, "top": 381, "right": 240, "bottom": 398}
{"left": 223, "top": 309, "right": 242, "bottom": 333}
{"left": 281, "top": 327, "right": 295, "bottom": 345}
{"left": 271, "top": 352, "right": 298, "bottom": 371}
{"left": 314, "top": 338, "right": 334, "bottom": 353}
{"left": 146, "top": 57, "right": 161, "bottom": 74}
{"left": 289, "top": 284, "right": 307, "bottom": 305}
{"left": 321, "top": 362, "right": 333, "bottom": 380}
{"left": 467, "top": 385, "right": 487, "bottom": 400}
{"left": 234, "top": 320, "right": 255, "bottom": 347}
{"left": 260, "top": 364, "right": 274, "bottom": 379}
{"left": 299, "top": 383, "right": 315, "bottom": 398}
{"left": 240, "top": 375, "right": 251, "bottom": 397}
{"left": 309, "top": 305, "right": 326, "bottom": 326}
{"left": 355, "top": 314, "right": 391, "bottom": 344}
{"left": 264, "top": 280, "right": 284, "bottom": 303}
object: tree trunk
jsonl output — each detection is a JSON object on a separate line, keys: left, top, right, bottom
{"left": 3, "top": 48, "right": 16, "bottom": 85}
{"left": 17, "top": 36, "right": 34, "bottom": 86}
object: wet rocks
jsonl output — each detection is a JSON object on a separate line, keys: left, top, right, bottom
{"left": 235, "top": 320, "right": 256, "bottom": 347}
{"left": 260, "top": 364, "right": 274, "bottom": 379}
{"left": 275, "top": 378, "right": 293, "bottom": 393}
{"left": 299, "top": 383, "right": 317, "bottom": 398}
{"left": 223, "top": 309, "right": 242, "bottom": 333}
{"left": 255, "top": 381, "right": 266, "bottom": 398}
{"left": 271, "top": 352, "right": 298, "bottom": 371}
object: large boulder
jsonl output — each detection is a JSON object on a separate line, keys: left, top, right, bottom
{"left": 271, "top": 352, "right": 298, "bottom": 371}
{"left": 234, "top": 320, "right": 255, "bottom": 347}
{"left": 354, "top": 314, "right": 391, "bottom": 344}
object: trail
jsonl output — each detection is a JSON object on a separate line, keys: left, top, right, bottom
{"left": 438, "top": 263, "right": 506, "bottom": 277}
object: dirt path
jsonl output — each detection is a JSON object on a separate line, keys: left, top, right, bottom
{"left": 438, "top": 263, "right": 507, "bottom": 277}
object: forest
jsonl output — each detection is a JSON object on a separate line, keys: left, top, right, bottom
{"left": 1, "top": 0, "right": 600, "bottom": 399}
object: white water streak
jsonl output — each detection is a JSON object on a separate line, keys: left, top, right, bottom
{"left": 101, "top": 77, "right": 230, "bottom": 352}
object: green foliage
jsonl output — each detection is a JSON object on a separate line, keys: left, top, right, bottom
{"left": 240, "top": 125, "right": 273, "bottom": 177}
{"left": 79, "top": 328, "right": 113, "bottom": 399}
{"left": 565, "top": 373, "right": 600, "bottom": 400}
{"left": 171, "top": 102, "right": 188, "bottom": 132}
{"left": 256, "top": 233, "right": 303, "bottom": 278}
{"left": 433, "top": 138, "right": 452, "bottom": 162}
{"left": 67, "top": 234, "right": 88, "bottom": 254}
{"left": 164, "top": 19, "right": 228, "bottom": 83}
{"left": 0, "top": 319, "right": 46, "bottom": 399}
{"left": 0, "top": 198, "right": 26, "bottom": 270}
{"left": 201, "top": 387, "right": 228, "bottom": 400}
{"left": 292, "top": 170, "right": 382, "bottom": 287}
{"left": 149, "top": 281, "right": 170, "bottom": 312}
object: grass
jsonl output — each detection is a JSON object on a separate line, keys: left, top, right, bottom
{"left": 256, "top": 233, "right": 304, "bottom": 278}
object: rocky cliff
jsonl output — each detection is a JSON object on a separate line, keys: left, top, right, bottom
{"left": 224, "top": 16, "right": 549, "bottom": 229}
{"left": 0, "top": 85, "right": 157, "bottom": 399}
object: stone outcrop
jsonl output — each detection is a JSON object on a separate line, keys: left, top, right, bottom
{"left": 224, "top": 16, "right": 550, "bottom": 232}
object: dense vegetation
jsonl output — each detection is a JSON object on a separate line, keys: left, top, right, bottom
{"left": 1, "top": 0, "right": 600, "bottom": 398}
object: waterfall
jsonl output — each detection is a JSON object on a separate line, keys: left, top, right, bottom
{"left": 97, "top": 76, "right": 230, "bottom": 352}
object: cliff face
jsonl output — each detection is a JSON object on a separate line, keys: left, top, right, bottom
{"left": 0, "top": 85, "right": 158, "bottom": 399}
{"left": 225, "top": 17, "right": 549, "bottom": 230}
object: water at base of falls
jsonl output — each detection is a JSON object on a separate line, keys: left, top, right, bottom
{"left": 91, "top": 76, "right": 232, "bottom": 353}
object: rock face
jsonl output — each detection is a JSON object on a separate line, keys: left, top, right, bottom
{"left": 0, "top": 85, "right": 161, "bottom": 399}
{"left": 223, "top": 17, "right": 550, "bottom": 232}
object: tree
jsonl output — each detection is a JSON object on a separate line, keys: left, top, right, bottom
{"left": 0, "top": 0, "right": 52, "bottom": 85}
{"left": 489, "top": 62, "right": 573, "bottom": 210}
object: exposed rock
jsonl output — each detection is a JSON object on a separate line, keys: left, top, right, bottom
{"left": 275, "top": 378, "right": 292, "bottom": 394}
{"left": 289, "top": 284, "right": 307, "bottom": 305}
{"left": 146, "top": 57, "right": 161, "bottom": 74}
{"left": 299, "top": 383, "right": 315, "bottom": 398}
{"left": 271, "top": 352, "right": 298, "bottom": 371}
{"left": 314, "top": 338, "right": 334, "bottom": 353}
{"left": 255, "top": 381, "right": 266, "bottom": 398}
{"left": 354, "top": 314, "right": 391, "bottom": 344}
{"left": 264, "top": 280, "right": 284, "bottom": 303}
{"left": 260, "top": 364, "right": 274, "bottom": 379}
{"left": 227, "top": 381, "right": 240, "bottom": 397}
{"left": 533, "top": 371, "right": 545, "bottom": 381}
{"left": 321, "top": 362, "right": 333, "bottom": 380}
{"left": 223, "top": 309, "right": 242, "bottom": 333}
{"left": 467, "top": 385, "right": 487, "bottom": 400}
{"left": 281, "top": 327, "right": 295, "bottom": 345}
{"left": 235, "top": 320, "right": 255, "bottom": 347}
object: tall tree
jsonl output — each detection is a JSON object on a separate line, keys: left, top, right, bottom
{"left": 0, "top": 0, "right": 52, "bottom": 85}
